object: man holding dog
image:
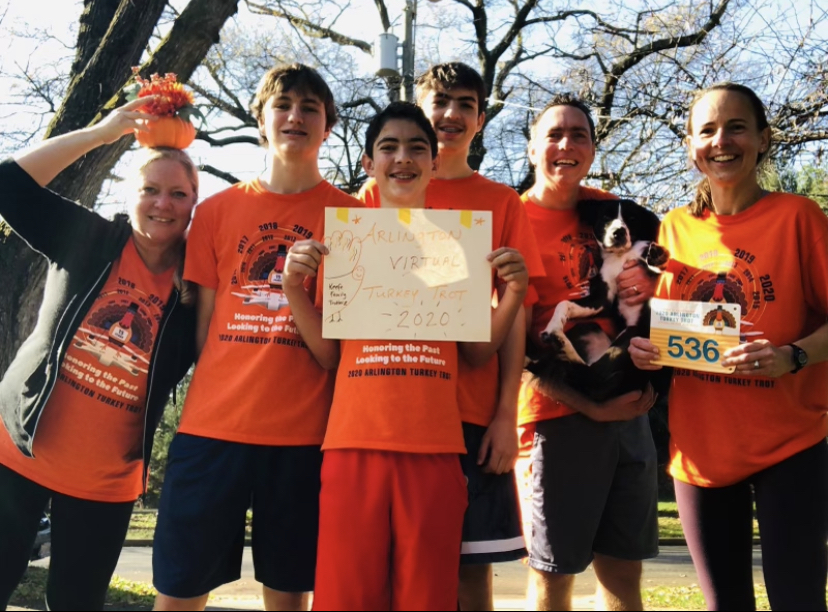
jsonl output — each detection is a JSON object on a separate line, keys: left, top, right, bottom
{"left": 520, "top": 93, "right": 660, "bottom": 611}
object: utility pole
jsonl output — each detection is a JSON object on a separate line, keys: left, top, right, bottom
{"left": 400, "top": 0, "right": 417, "bottom": 101}
{"left": 375, "top": 0, "right": 427, "bottom": 102}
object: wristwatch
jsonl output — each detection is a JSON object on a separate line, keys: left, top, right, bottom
{"left": 787, "top": 343, "right": 808, "bottom": 373}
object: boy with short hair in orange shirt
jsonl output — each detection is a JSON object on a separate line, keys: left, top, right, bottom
{"left": 361, "top": 63, "right": 544, "bottom": 610}
{"left": 151, "top": 64, "right": 358, "bottom": 612}
{"left": 283, "top": 101, "right": 529, "bottom": 611}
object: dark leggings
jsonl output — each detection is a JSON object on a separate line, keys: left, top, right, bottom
{"left": 0, "top": 463, "right": 134, "bottom": 611}
{"left": 675, "top": 439, "right": 828, "bottom": 611}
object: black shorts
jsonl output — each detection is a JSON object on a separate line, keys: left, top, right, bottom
{"left": 529, "top": 414, "right": 659, "bottom": 574}
{"left": 458, "top": 423, "right": 527, "bottom": 565}
{"left": 0, "top": 462, "right": 134, "bottom": 611}
{"left": 152, "top": 433, "right": 323, "bottom": 597}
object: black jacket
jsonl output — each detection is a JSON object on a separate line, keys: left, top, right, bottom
{"left": 0, "top": 160, "right": 195, "bottom": 486}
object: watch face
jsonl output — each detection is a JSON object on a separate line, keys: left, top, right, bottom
{"left": 797, "top": 350, "right": 808, "bottom": 366}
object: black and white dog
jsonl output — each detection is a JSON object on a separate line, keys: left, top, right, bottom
{"left": 527, "top": 198, "right": 669, "bottom": 402}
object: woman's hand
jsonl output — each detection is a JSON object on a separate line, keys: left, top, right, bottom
{"left": 92, "top": 97, "right": 160, "bottom": 145}
{"left": 722, "top": 339, "right": 793, "bottom": 378}
{"left": 283, "top": 239, "right": 328, "bottom": 289}
{"left": 629, "top": 336, "right": 663, "bottom": 370}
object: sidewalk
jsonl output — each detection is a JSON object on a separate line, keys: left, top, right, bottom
{"left": 10, "top": 545, "right": 766, "bottom": 611}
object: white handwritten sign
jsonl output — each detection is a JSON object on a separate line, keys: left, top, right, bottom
{"left": 650, "top": 298, "right": 741, "bottom": 373}
{"left": 322, "top": 207, "right": 492, "bottom": 341}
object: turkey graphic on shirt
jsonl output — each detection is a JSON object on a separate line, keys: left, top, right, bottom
{"left": 72, "top": 302, "right": 151, "bottom": 376}
{"left": 231, "top": 241, "right": 292, "bottom": 312}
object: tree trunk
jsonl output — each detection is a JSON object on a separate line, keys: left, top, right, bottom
{"left": 0, "top": 0, "right": 240, "bottom": 373}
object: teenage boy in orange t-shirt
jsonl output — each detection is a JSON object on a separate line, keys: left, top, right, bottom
{"left": 361, "top": 63, "right": 544, "bottom": 610}
{"left": 152, "top": 64, "right": 358, "bottom": 612}
{"left": 283, "top": 102, "right": 529, "bottom": 611}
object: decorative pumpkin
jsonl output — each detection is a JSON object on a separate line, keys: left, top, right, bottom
{"left": 135, "top": 116, "right": 196, "bottom": 149}
{"left": 124, "top": 70, "right": 204, "bottom": 150}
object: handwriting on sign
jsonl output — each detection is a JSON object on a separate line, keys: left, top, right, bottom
{"left": 322, "top": 208, "right": 492, "bottom": 342}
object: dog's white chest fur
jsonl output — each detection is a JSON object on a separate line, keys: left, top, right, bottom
{"left": 601, "top": 240, "right": 650, "bottom": 326}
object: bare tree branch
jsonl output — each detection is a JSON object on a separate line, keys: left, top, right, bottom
{"left": 246, "top": 0, "right": 371, "bottom": 53}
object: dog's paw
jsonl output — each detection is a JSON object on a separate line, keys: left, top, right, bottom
{"left": 550, "top": 330, "right": 586, "bottom": 365}
{"left": 645, "top": 242, "right": 670, "bottom": 271}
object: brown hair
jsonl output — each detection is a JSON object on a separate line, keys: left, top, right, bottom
{"left": 250, "top": 63, "right": 338, "bottom": 144}
{"left": 686, "top": 83, "right": 771, "bottom": 217}
{"left": 415, "top": 62, "right": 487, "bottom": 115}
{"left": 530, "top": 93, "right": 596, "bottom": 144}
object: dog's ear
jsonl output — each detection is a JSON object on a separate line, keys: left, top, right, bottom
{"left": 619, "top": 198, "right": 660, "bottom": 242}
{"left": 640, "top": 206, "right": 661, "bottom": 242}
{"left": 577, "top": 199, "right": 606, "bottom": 227}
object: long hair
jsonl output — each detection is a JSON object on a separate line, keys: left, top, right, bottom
{"left": 686, "top": 83, "right": 771, "bottom": 217}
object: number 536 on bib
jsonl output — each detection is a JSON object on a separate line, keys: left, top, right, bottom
{"left": 649, "top": 299, "right": 741, "bottom": 374}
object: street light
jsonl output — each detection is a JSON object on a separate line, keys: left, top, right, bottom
{"left": 375, "top": 0, "right": 436, "bottom": 102}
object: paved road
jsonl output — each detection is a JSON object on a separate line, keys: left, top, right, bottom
{"left": 22, "top": 545, "right": 764, "bottom": 610}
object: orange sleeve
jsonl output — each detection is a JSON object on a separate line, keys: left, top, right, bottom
{"left": 358, "top": 179, "right": 381, "bottom": 208}
{"left": 184, "top": 198, "right": 220, "bottom": 289}
{"left": 501, "top": 190, "right": 545, "bottom": 279}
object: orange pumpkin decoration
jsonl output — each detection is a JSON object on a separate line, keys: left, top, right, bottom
{"left": 135, "top": 116, "right": 196, "bottom": 149}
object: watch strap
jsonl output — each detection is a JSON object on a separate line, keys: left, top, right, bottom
{"left": 787, "top": 343, "right": 807, "bottom": 374}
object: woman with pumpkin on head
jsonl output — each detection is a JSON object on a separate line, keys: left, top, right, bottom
{"left": 0, "top": 94, "right": 198, "bottom": 611}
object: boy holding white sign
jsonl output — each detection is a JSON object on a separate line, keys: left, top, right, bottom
{"left": 362, "top": 63, "right": 545, "bottom": 610}
{"left": 282, "top": 102, "right": 529, "bottom": 611}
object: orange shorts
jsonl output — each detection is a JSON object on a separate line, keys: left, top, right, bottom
{"left": 313, "top": 449, "right": 467, "bottom": 611}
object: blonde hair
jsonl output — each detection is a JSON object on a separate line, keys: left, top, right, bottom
{"left": 134, "top": 147, "right": 199, "bottom": 201}
{"left": 133, "top": 147, "right": 199, "bottom": 306}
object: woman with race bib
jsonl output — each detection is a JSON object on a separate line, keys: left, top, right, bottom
{"left": 630, "top": 82, "right": 828, "bottom": 611}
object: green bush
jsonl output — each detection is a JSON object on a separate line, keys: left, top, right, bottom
{"left": 141, "top": 370, "right": 190, "bottom": 507}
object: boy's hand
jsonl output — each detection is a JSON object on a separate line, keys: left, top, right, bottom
{"left": 479, "top": 413, "right": 519, "bottom": 474}
{"left": 284, "top": 240, "right": 328, "bottom": 289}
{"left": 488, "top": 247, "right": 528, "bottom": 297}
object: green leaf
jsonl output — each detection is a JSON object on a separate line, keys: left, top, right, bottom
{"left": 177, "top": 105, "right": 206, "bottom": 130}
{"left": 123, "top": 83, "right": 141, "bottom": 102}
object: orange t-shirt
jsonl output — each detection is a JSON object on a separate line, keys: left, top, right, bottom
{"left": 0, "top": 238, "right": 174, "bottom": 502}
{"left": 360, "top": 175, "right": 545, "bottom": 426}
{"left": 657, "top": 194, "right": 828, "bottom": 487}
{"left": 518, "top": 187, "right": 619, "bottom": 426}
{"left": 180, "top": 179, "right": 358, "bottom": 445}
{"left": 322, "top": 340, "right": 465, "bottom": 453}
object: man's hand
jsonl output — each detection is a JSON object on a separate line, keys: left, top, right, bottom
{"left": 479, "top": 414, "right": 519, "bottom": 474}
{"left": 616, "top": 260, "right": 656, "bottom": 306}
{"left": 582, "top": 384, "right": 656, "bottom": 422}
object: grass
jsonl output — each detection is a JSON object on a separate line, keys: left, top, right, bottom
{"left": 656, "top": 501, "right": 759, "bottom": 541}
{"left": 10, "top": 566, "right": 156, "bottom": 610}
{"left": 126, "top": 503, "right": 760, "bottom": 543}
{"left": 127, "top": 508, "right": 252, "bottom": 541}
{"left": 642, "top": 583, "right": 771, "bottom": 610}
{"left": 14, "top": 566, "right": 780, "bottom": 611}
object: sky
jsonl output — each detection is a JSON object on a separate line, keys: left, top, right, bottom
{"left": 0, "top": 0, "right": 825, "bottom": 214}
{"left": 0, "top": 0, "right": 419, "bottom": 213}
